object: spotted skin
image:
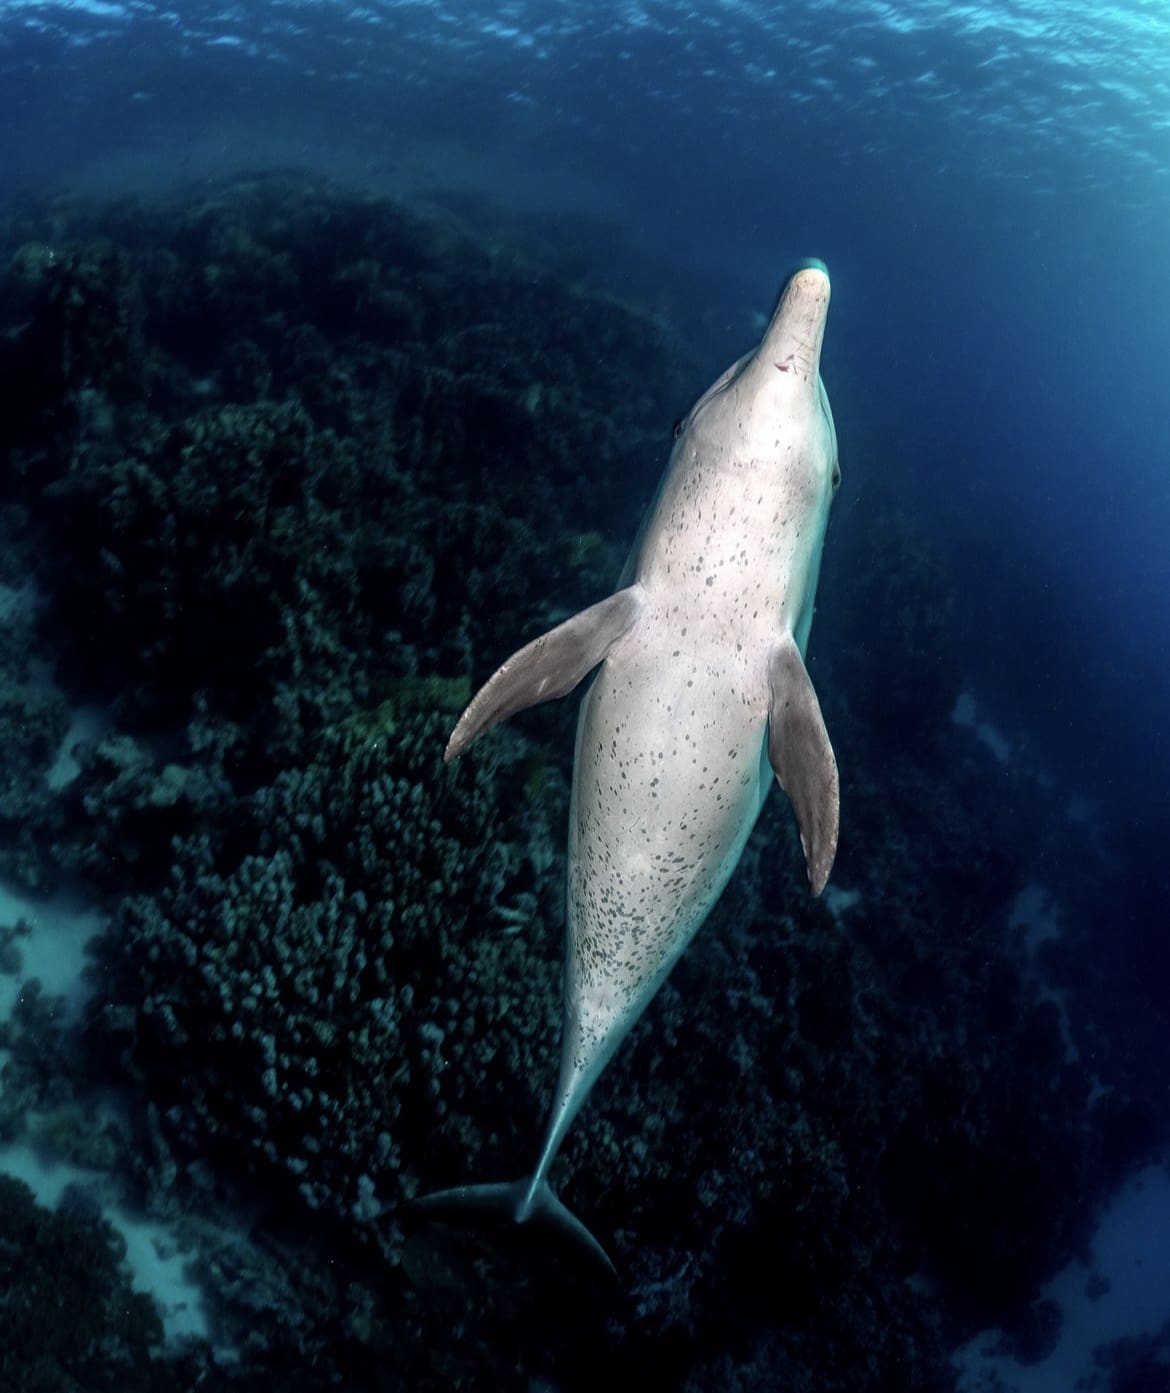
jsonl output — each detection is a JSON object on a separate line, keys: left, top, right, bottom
{"left": 553, "top": 267, "right": 839, "bottom": 1148}
{"left": 426, "top": 264, "right": 841, "bottom": 1264}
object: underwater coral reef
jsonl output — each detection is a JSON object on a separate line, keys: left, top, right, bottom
{"left": 0, "top": 175, "right": 1158, "bottom": 1392}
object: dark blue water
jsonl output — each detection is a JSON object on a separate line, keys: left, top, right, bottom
{"left": 4, "top": 0, "right": 1166, "bottom": 794}
{"left": 0, "top": 2, "right": 1167, "bottom": 1389}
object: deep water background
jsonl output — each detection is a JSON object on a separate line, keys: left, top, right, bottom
{"left": 0, "top": 1, "right": 1167, "bottom": 1390}
{"left": 2, "top": 0, "right": 1166, "bottom": 832}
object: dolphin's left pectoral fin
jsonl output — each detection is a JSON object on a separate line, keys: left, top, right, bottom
{"left": 767, "top": 633, "right": 839, "bottom": 896}
{"left": 445, "top": 585, "right": 645, "bottom": 760}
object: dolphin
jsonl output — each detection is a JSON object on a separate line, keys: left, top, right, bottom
{"left": 416, "top": 261, "right": 841, "bottom": 1273}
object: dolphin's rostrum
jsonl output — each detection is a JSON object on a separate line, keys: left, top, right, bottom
{"left": 416, "top": 262, "right": 842, "bottom": 1273}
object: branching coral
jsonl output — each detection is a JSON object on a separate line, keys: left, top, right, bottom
{"left": 0, "top": 1175, "right": 172, "bottom": 1393}
{"left": 88, "top": 712, "right": 563, "bottom": 1248}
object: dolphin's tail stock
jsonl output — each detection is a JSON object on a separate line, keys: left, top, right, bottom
{"left": 410, "top": 1177, "right": 617, "bottom": 1277}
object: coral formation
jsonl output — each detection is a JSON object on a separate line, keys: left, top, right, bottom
{"left": 0, "top": 1174, "right": 180, "bottom": 1393}
{"left": 95, "top": 711, "right": 560, "bottom": 1243}
{"left": 0, "top": 174, "right": 1157, "bottom": 1391}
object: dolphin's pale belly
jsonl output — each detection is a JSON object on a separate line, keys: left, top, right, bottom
{"left": 422, "top": 263, "right": 841, "bottom": 1268}
{"left": 565, "top": 619, "right": 771, "bottom": 1058}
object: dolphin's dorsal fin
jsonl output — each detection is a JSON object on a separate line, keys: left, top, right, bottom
{"left": 445, "top": 586, "right": 645, "bottom": 760}
{"left": 767, "top": 633, "right": 839, "bottom": 895}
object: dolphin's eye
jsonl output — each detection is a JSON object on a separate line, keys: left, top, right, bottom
{"left": 672, "top": 418, "right": 685, "bottom": 441}
{"left": 832, "top": 464, "right": 841, "bottom": 491}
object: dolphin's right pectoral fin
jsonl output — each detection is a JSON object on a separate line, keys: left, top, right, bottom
{"left": 445, "top": 586, "right": 644, "bottom": 761}
{"left": 767, "top": 633, "right": 839, "bottom": 896}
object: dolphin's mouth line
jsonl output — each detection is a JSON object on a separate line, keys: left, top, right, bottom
{"left": 689, "top": 366, "right": 748, "bottom": 422}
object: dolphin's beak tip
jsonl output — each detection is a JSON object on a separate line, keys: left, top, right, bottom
{"left": 796, "top": 256, "right": 829, "bottom": 276}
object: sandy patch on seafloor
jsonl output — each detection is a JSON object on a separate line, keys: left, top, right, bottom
{"left": 956, "top": 1163, "right": 1170, "bottom": 1393}
{"left": 0, "top": 879, "right": 214, "bottom": 1346}
{"left": 0, "top": 881, "right": 101, "bottom": 1028}
{"left": 0, "top": 1136, "right": 213, "bottom": 1344}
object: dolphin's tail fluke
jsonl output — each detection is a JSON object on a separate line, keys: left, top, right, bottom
{"left": 410, "top": 1178, "right": 617, "bottom": 1277}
